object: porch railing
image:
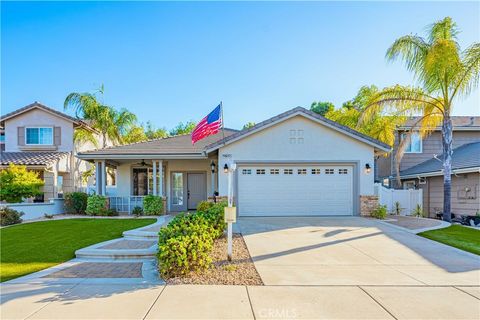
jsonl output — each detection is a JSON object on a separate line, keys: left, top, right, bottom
{"left": 108, "top": 196, "right": 145, "bottom": 214}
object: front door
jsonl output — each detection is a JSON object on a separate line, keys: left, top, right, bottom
{"left": 133, "top": 168, "right": 149, "bottom": 196}
{"left": 187, "top": 173, "right": 207, "bottom": 210}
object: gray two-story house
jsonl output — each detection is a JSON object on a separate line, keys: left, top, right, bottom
{"left": 0, "top": 102, "right": 103, "bottom": 201}
{"left": 376, "top": 116, "right": 480, "bottom": 217}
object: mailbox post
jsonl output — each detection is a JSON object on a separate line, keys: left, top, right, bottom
{"left": 224, "top": 161, "right": 236, "bottom": 261}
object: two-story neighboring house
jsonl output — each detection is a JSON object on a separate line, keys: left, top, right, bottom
{"left": 0, "top": 102, "right": 103, "bottom": 201}
{"left": 376, "top": 116, "right": 480, "bottom": 216}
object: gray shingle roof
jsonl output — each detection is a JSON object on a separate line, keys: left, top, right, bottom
{"left": 400, "top": 142, "right": 480, "bottom": 177}
{"left": 78, "top": 129, "right": 238, "bottom": 156}
{"left": 400, "top": 116, "right": 480, "bottom": 130}
{"left": 206, "top": 107, "right": 391, "bottom": 151}
{"left": 0, "top": 152, "right": 69, "bottom": 166}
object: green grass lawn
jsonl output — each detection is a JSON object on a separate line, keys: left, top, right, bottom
{"left": 0, "top": 218, "right": 156, "bottom": 282}
{"left": 418, "top": 225, "right": 480, "bottom": 255}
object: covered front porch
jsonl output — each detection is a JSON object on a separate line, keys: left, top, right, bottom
{"left": 88, "top": 157, "right": 218, "bottom": 214}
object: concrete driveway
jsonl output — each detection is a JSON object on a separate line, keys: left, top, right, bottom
{"left": 237, "top": 217, "right": 480, "bottom": 286}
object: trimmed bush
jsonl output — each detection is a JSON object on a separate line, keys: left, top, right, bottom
{"left": 197, "top": 201, "right": 228, "bottom": 239}
{"left": 371, "top": 205, "right": 387, "bottom": 219}
{"left": 158, "top": 213, "right": 214, "bottom": 277}
{"left": 196, "top": 200, "right": 213, "bottom": 213}
{"left": 85, "top": 195, "right": 109, "bottom": 216}
{"left": 64, "top": 192, "right": 88, "bottom": 214}
{"left": 0, "top": 207, "right": 24, "bottom": 226}
{"left": 143, "top": 195, "right": 163, "bottom": 215}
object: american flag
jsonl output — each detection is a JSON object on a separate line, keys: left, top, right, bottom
{"left": 191, "top": 104, "right": 223, "bottom": 144}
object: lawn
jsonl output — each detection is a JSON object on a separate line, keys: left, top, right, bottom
{"left": 418, "top": 225, "right": 480, "bottom": 255}
{"left": 0, "top": 218, "right": 156, "bottom": 282}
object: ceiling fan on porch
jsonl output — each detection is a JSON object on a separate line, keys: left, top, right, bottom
{"left": 135, "top": 159, "right": 152, "bottom": 167}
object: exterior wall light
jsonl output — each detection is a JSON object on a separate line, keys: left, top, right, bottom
{"left": 365, "top": 163, "right": 371, "bottom": 174}
{"left": 223, "top": 163, "right": 229, "bottom": 173}
{"left": 210, "top": 160, "right": 216, "bottom": 173}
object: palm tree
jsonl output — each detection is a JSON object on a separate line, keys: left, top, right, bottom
{"left": 65, "top": 87, "right": 137, "bottom": 147}
{"left": 360, "top": 17, "right": 480, "bottom": 222}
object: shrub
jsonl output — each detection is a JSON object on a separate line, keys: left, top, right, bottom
{"left": 158, "top": 213, "right": 214, "bottom": 277}
{"left": 132, "top": 206, "right": 143, "bottom": 217}
{"left": 143, "top": 195, "right": 163, "bottom": 215}
{"left": 411, "top": 204, "right": 425, "bottom": 218}
{"left": 371, "top": 205, "right": 387, "bottom": 219}
{"left": 393, "top": 201, "right": 403, "bottom": 215}
{"left": 85, "top": 195, "right": 109, "bottom": 216}
{"left": 0, "top": 207, "right": 24, "bottom": 226}
{"left": 0, "top": 164, "right": 44, "bottom": 203}
{"left": 64, "top": 192, "right": 88, "bottom": 214}
{"left": 196, "top": 200, "right": 213, "bottom": 213}
{"left": 197, "top": 201, "right": 228, "bottom": 239}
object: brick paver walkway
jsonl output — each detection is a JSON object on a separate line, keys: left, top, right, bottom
{"left": 44, "top": 262, "right": 144, "bottom": 278}
{"left": 99, "top": 239, "right": 156, "bottom": 250}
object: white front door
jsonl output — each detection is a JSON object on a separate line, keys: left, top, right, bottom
{"left": 237, "top": 165, "right": 354, "bottom": 216}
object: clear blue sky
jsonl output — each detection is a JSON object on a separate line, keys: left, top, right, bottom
{"left": 2, "top": 1, "right": 479, "bottom": 130}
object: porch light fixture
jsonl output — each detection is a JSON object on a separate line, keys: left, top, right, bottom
{"left": 223, "top": 163, "right": 229, "bottom": 173}
{"left": 210, "top": 161, "right": 216, "bottom": 173}
{"left": 365, "top": 163, "right": 371, "bottom": 174}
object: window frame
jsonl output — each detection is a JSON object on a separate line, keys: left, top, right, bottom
{"left": 402, "top": 132, "right": 423, "bottom": 153}
{"left": 25, "top": 126, "right": 54, "bottom": 145}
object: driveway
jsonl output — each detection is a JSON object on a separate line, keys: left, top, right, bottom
{"left": 237, "top": 217, "right": 480, "bottom": 286}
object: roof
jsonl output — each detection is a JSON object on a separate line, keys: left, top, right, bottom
{"left": 399, "top": 116, "right": 480, "bottom": 131}
{"left": 77, "top": 129, "right": 239, "bottom": 158}
{"left": 206, "top": 107, "right": 391, "bottom": 152}
{"left": 400, "top": 142, "right": 480, "bottom": 178}
{"left": 0, "top": 102, "right": 94, "bottom": 131}
{"left": 0, "top": 151, "right": 70, "bottom": 167}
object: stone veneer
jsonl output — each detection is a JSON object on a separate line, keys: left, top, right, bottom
{"left": 360, "top": 195, "right": 379, "bottom": 217}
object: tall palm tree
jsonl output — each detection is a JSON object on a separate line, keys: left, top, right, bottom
{"left": 65, "top": 87, "right": 137, "bottom": 147}
{"left": 360, "top": 17, "right": 480, "bottom": 222}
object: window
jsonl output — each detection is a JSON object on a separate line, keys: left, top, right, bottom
{"left": 25, "top": 127, "right": 53, "bottom": 145}
{"left": 284, "top": 169, "right": 293, "bottom": 175}
{"left": 242, "top": 169, "right": 252, "bottom": 175}
{"left": 297, "top": 169, "right": 307, "bottom": 175}
{"left": 339, "top": 169, "right": 348, "bottom": 174}
{"left": 270, "top": 169, "right": 279, "bottom": 175}
{"left": 172, "top": 173, "right": 184, "bottom": 205}
{"left": 325, "top": 169, "right": 334, "bottom": 174}
{"left": 0, "top": 132, "right": 5, "bottom": 143}
{"left": 402, "top": 132, "right": 422, "bottom": 153}
{"left": 311, "top": 168, "right": 321, "bottom": 175}
{"left": 256, "top": 169, "right": 265, "bottom": 175}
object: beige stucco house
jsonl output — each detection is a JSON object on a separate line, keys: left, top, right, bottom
{"left": 78, "top": 107, "right": 390, "bottom": 216}
{"left": 0, "top": 102, "right": 103, "bottom": 201}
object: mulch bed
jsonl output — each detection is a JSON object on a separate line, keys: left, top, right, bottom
{"left": 166, "top": 233, "right": 264, "bottom": 285}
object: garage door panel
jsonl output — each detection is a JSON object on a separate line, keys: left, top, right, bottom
{"left": 238, "top": 165, "right": 353, "bottom": 216}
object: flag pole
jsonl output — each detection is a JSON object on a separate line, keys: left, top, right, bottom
{"left": 220, "top": 101, "right": 226, "bottom": 145}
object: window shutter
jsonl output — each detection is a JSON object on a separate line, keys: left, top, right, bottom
{"left": 54, "top": 127, "right": 61, "bottom": 145}
{"left": 17, "top": 127, "right": 25, "bottom": 146}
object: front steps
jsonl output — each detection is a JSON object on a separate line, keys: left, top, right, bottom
{"left": 75, "top": 216, "right": 169, "bottom": 260}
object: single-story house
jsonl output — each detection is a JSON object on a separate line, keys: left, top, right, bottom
{"left": 77, "top": 107, "right": 390, "bottom": 216}
{"left": 399, "top": 142, "right": 480, "bottom": 216}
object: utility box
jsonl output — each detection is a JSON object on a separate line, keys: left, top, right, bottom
{"left": 224, "top": 206, "right": 237, "bottom": 223}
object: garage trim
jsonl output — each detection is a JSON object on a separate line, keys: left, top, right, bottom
{"left": 234, "top": 160, "right": 360, "bottom": 216}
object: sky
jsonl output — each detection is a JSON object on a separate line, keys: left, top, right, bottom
{"left": 2, "top": 1, "right": 479, "bottom": 130}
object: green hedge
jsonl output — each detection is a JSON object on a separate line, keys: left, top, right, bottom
{"left": 64, "top": 192, "right": 88, "bottom": 215}
{"left": 143, "top": 195, "right": 163, "bottom": 215}
{"left": 157, "top": 201, "right": 229, "bottom": 277}
{"left": 85, "top": 195, "right": 118, "bottom": 216}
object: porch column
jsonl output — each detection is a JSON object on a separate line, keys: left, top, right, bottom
{"left": 95, "top": 160, "right": 101, "bottom": 195}
{"left": 152, "top": 160, "right": 157, "bottom": 196}
{"left": 158, "top": 160, "right": 163, "bottom": 197}
{"left": 101, "top": 160, "right": 106, "bottom": 196}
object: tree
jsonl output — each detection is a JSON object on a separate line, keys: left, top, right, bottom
{"left": 325, "top": 85, "right": 405, "bottom": 147}
{"left": 64, "top": 87, "right": 137, "bottom": 147}
{"left": 0, "top": 164, "right": 44, "bottom": 203}
{"left": 144, "top": 121, "right": 168, "bottom": 139}
{"left": 242, "top": 122, "right": 256, "bottom": 130}
{"left": 169, "top": 121, "right": 196, "bottom": 136}
{"left": 123, "top": 125, "right": 148, "bottom": 144}
{"left": 359, "top": 17, "right": 480, "bottom": 222}
{"left": 310, "top": 101, "right": 335, "bottom": 116}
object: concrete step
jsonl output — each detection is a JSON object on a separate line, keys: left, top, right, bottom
{"left": 75, "top": 238, "right": 158, "bottom": 260}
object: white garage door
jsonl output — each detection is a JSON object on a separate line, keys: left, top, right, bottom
{"left": 238, "top": 165, "right": 354, "bottom": 216}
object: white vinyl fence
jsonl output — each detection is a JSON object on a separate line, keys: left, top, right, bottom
{"left": 374, "top": 183, "right": 423, "bottom": 215}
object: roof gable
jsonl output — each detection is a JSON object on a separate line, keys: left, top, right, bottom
{"left": 206, "top": 107, "right": 391, "bottom": 152}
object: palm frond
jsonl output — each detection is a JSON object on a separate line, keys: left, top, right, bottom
{"left": 428, "top": 17, "right": 459, "bottom": 44}
{"left": 451, "top": 42, "right": 480, "bottom": 100}
{"left": 386, "top": 35, "right": 430, "bottom": 76}
{"left": 73, "top": 127, "right": 99, "bottom": 148}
